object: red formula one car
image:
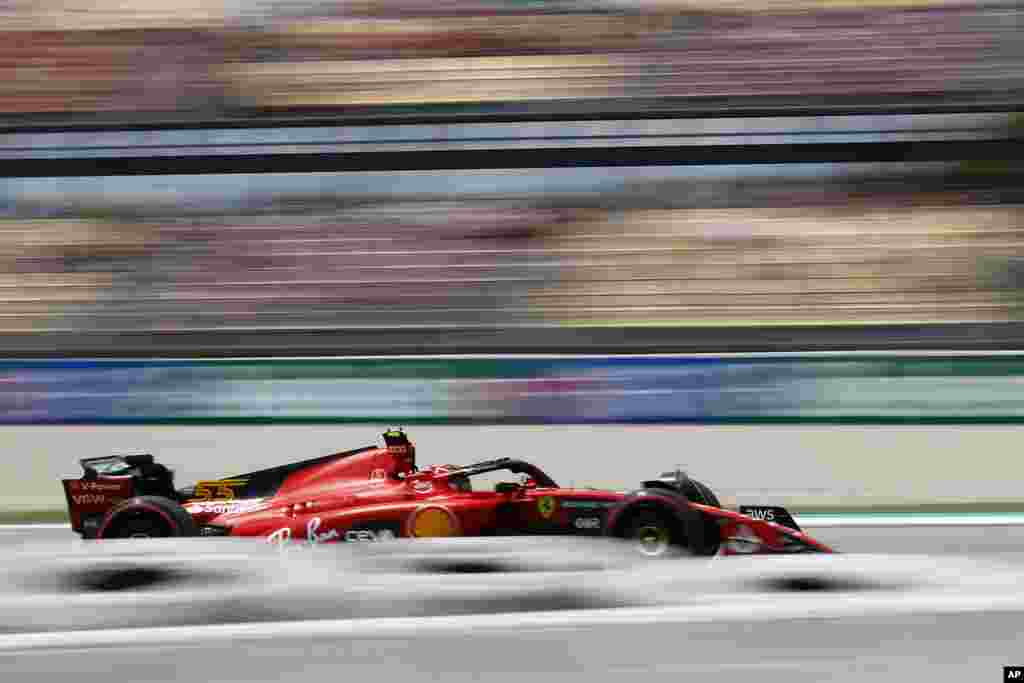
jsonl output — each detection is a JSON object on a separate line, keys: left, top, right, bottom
{"left": 62, "top": 429, "right": 833, "bottom": 557}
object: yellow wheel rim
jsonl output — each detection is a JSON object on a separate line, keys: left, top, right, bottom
{"left": 635, "top": 524, "right": 670, "bottom": 556}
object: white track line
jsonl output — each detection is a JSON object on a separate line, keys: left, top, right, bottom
{"left": 796, "top": 514, "right": 1024, "bottom": 527}
{"left": 0, "top": 524, "right": 70, "bottom": 531}
{"left": 3, "top": 590, "right": 1024, "bottom": 652}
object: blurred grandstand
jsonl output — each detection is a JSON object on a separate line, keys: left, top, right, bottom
{"left": 0, "top": 156, "right": 1022, "bottom": 353}
{"left": 0, "top": 0, "right": 1020, "bottom": 356}
{"left": 0, "top": 0, "right": 1020, "bottom": 124}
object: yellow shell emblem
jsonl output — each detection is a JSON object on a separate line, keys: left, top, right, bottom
{"left": 537, "top": 496, "right": 557, "bottom": 519}
{"left": 410, "top": 506, "right": 459, "bottom": 538}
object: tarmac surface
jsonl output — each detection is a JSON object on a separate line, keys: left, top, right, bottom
{"left": 0, "top": 521, "right": 1020, "bottom": 683}
{"left": 1, "top": 590, "right": 1018, "bottom": 683}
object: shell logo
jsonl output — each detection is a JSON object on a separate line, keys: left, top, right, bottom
{"left": 408, "top": 505, "right": 460, "bottom": 538}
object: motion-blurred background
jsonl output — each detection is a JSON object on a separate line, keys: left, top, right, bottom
{"left": 0, "top": 0, "right": 1023, "bottom": 515}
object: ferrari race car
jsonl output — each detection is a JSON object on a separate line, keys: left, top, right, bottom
{"left": 61, "top": 429, "right": 833, "bottom": 557}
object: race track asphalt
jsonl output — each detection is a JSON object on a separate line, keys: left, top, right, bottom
{"left": 2, "top": 607, "right": 1018, "bottom": 683}
{"left": 1, "top": 522, "right": 1020, "bottom": 683}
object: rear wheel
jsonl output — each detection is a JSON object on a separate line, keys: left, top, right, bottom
{"left": 100, "top": 496, "right": 197, "bottom": 539}
{"left": 108, "top": 515, "right": 167, "bottom": 539}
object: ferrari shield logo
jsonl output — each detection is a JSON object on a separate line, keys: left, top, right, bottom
{"left": 537, "top": 496, "right": 557, "bottom": 519}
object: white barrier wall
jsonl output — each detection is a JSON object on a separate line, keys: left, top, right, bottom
{"left": 2, "top": 424, "right": 1024, "bottom": 513}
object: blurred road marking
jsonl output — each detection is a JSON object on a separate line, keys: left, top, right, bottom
{"left": 5, "top": 587, "right": 1024, "bottom": 652}
{"left": 0, "top": 524, "right": 69, "bottom": 531}
{"left": 797, "top": 514, "right": 1024, "bottom": 527}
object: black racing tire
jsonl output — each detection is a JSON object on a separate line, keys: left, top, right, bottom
{"left": 678, "top": 478, "right": 721, "bottom": 509}
{"left": 693, "top": 479, "right": 721, "bottom": 508}
{"left": 100, "top": 496, "right": 197, "bottom": 539}
{"left": 685, "top": 480, "right": 723, "bottom": 556}
{"left": 615, "top": 491, "right": 719, "bottom": 558}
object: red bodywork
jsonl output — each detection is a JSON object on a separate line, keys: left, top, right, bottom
{"left": 64, "top": 433, "right": 833, "bottom": 556}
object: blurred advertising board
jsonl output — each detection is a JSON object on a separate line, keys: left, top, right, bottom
{"left": 2, "top": 355, "right": 1024, "bottom": 424}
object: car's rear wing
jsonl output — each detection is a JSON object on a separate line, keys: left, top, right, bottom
{"left": 63, "top": 454, "right": 175, "bottom": 538}
{"left": 79, "top": 454, "right": 154, "bottom": 478}
{"left": 61, "top": 476, "right": 135, "bottom": 537}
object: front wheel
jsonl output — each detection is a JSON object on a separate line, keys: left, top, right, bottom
{"left": 675, "top": 477, "right": 720, "bottom": 509}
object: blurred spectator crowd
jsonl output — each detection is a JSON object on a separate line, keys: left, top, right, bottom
{"left": 0, "top": 0, "right": 1021, "bottom": 344}
{"left": 0, "top": 162, "right": 1022, "bottom": 334}
{"left": 0, "top": 0, "right": 1020, "bottom": 119}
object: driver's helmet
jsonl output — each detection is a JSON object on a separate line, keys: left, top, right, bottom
{"left": 383, "top": 428, "right": 416, "bottom": 477}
